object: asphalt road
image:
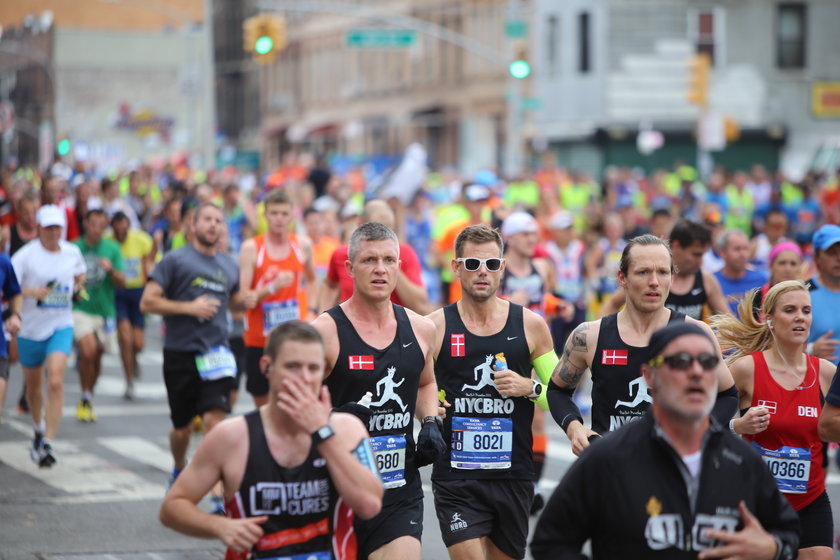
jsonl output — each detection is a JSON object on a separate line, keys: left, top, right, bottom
{"left": 1, "top": 317, "right": 839, "bottom": 559}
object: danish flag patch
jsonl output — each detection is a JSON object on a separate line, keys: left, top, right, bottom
{"left": 349, "top": 355, "right": 374, "bottom": 370}
{"left": 601, "top": 349, "right": 628, "bottom": 365}
{"left": 450, "top": 334, "right": 466, "bottom": 357}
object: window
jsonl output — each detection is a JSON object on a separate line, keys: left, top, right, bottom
{"left": 547, "top": 15, "right": 559, "bottom": 74}
{"left": 578, "top": 12, "right": 590, "bottom": 73}
{"left": 688, "top": 8, "right": 723, "bottom": 64}
{"left": 777, "top": 3, "right": 806, "bottom": 69}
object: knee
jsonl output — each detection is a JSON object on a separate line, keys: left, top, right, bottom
{"left": 46, "top": 376, "right": 64, "bottom": 394}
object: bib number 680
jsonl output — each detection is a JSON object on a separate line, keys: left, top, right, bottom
{"left": 377, "top": 451, "right": 401, "bottom": 471}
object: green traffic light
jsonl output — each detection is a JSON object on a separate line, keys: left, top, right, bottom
{"left": 57, "top": 139, "right": 70, "bottom": 156}
{"left": 509, "top": 60, "right": 531, "bottom": 79}
{"left": 255, "top": 36, "right": 274, "bottom": 55}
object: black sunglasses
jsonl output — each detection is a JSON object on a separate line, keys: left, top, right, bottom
{"left": 456, "top": 257, "right": 504, "bottom": 272}
{"left": 648, "top": 352, "right": 719, "bottom": 371}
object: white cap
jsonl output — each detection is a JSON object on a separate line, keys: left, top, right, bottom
{"left": 501, "top": 211, "right": 538, "bottom": 237}
{"left": 37, "top": 204, "right": 66, "bottom": 228}
{"left": 464, "top": 184, "right": 491, "bottom": 202}
{"left": 549, "top": 211, "right": 574, "bottom": 230}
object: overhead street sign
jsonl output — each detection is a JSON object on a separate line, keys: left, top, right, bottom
{"left": 346, "top": 29, "right": 416, "bottom": 48}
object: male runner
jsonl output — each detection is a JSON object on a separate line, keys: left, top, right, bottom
{"left": 532, "top": 322, "right": 799, "bottom": 559}
{"left": 547, "top": 234, "right": 738, "bottom": 455}
{"left": 13, "top": 205, "right": 86, "bottom": 466}
{"left": 141, "top": 203, "right": 251, "bottom": 511}
{"left": 312, "top": 221, "right": 444, "bottom": 560}
{"left": 599, "top": 218, "right": 730, "bottom": 320}
{"left": 73, "top": 208, "right": 125, "bottom": 421}
{"left": 160, "top": 320, "right": 383, "bottom": 559}
{"left": 240, "top": 189, "right": 317, "bottom": 407}
{"left": 0, "top": 254, "right": 22, "bottom": 418}
{"left": 108, "top": 211, "right": 156, "bottom": 399}
{"left": 428, "top": 224, "right": 558, "bottom": 560}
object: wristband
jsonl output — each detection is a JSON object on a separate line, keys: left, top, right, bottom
{"left": 729, "top": 418, "right": 737, "bottom": 434}
{"left": 422, "top": 415, "right": 443, "bottom": 429}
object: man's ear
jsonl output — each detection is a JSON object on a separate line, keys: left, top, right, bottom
{"left": 260, "top": 355, "right": 271, "bottom": 376}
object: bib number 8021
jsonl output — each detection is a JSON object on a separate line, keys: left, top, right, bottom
{"left": 473, "top": 433, "right": 504, "bottom": 451}
{"left": 377, "top": 451, "right": 401, "bottom": 471}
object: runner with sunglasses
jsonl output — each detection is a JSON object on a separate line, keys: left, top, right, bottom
{"left": 713, "top": 280, "right": 835, "bottom": 559}
{"left": 547, "top": 234, "right": 738, "bottom": 455}
{"left": 427, "top": 224, "right": 558, "bottom": 560}
{"left": 531, "top": 321, "right": 799, "bottom": 559}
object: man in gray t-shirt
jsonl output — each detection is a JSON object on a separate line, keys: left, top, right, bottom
{"left": 141, "top": 203, "right": 253, "bottom": 513}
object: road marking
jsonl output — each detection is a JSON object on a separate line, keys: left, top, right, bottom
{"left": 98, "top": 436, "right": 172, "bottom": 472}
{"left": 92, "top": 376, "right": 169, "bottom": 399}
{"left": 0, "top": 440, "right": 165, "bottom": 504}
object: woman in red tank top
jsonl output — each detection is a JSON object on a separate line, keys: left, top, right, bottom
{"left": 713, "top": 280, "right": 836, "bottom": 559}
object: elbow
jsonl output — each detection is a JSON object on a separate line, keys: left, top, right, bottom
{"left": 353, "top": 492, "right": 383, "bottom": 520}
{"left": 818, "top": 418, "right": 836, "bottom": 443}
{"left": 139, "top": 298, "right": 151, "bottom": 313}
{"left": 159, "top": 501, "right": 174, "bottom": 528}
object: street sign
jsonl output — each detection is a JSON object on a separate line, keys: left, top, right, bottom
{"left": 505, "top": 19, "right": 527, "bottom": 38}
{"left": 346, "top": 29, "right": 416, "bottom": 48}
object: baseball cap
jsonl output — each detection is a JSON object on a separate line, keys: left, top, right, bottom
{"left": 464, "top": 184, "right": 491, "bottom": 202}
{"left": 549, "top": 211, "right": 574, "bottom": 230}
{"left": 646, "top": 322, "right": 714, "bottom": 364}
{"left": 501, "top": 212, "right": 538, "bottom": 237}
{"left": 37, "top": 204, "right": 66, "bottom": 228}
{"left": 813, "top": 224, "right": 840, "bottom": 252}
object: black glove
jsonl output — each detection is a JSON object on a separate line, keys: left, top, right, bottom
{"left": 415, "top": 418, "right": 446, "bottom": 467}
{"left": 334, "top": 402, "right": 371, "bottom": 427}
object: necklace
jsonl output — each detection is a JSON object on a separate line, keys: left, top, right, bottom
{"left": 772, "top": 347, "right": 815, "bottom": 390}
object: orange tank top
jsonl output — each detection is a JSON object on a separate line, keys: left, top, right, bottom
{"left": 243, "top": 234, "right": 307, "bottom": 347}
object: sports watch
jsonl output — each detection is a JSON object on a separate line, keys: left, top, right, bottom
{"left": 529, "top": 380, "right": 543, "bottom": 400}
{"left": 312, "top": 424, "right": 335, "bottom": 445}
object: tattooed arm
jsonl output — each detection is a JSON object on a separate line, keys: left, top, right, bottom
{"left": 548, "top": 321, "right": 600, "bottom": 456}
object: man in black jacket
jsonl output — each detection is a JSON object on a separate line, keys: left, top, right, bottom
{"left": 531, "top": 322, "right": 799, "bottom": 560}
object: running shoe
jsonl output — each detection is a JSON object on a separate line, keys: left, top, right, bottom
{"left": 167, "top": 467, "right": 182, "bottom": 491}
{"left": 123, "top": 384, "right": 135, "bottom": 401}
{"left": 530, "top": 491, "right": 545, "bottom": 516}
{"left": 29, "top": 431, "right": 43, "bottom": 464}
{"left": 76, "top": 399, "right": 96, "bottom": 422}
{"left": 39, "top": 440, "right": 56, "bottom": 468}
{"left": 210, "top": 495, "right": 226, "bottom": 516}
{"left": 191, "top": 415, "right": 203, "bottom": 433}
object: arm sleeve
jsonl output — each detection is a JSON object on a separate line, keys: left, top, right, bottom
{"left": 530, "top": 455, "right": 592, "bottom": 559}
{"left": 711, "top": 385, "right": 739, "bottom": 426}
{"left": 547, "top": 378, "right": 583, "bottom": 432}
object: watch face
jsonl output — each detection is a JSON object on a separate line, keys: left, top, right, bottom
{"left": 318, "top": 425, "right": 334, "bottom": 440}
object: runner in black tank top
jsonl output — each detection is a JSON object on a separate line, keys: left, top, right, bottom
{"left": 226, "top": 410, "right": 340, "bottom": 560}
{"left": 590, "top": 310, "right": 686, "bottom": 434}
{"left": 325, "top": 303, "right": 424, "bottom": 492}
{"left": 665, "top": 269, "right": 705, "bottom": 320}
{"left": 500, "top": 263, "right": 544, "bottom": 311}
{"left": 433, "top": 302, "right": 535, "bottom": 481}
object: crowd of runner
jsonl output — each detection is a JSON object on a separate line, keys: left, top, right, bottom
{"left": 2, "top": 152, "right": 840, "bottom": 559}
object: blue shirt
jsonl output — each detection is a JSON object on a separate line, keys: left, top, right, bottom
{"left": 0, "top": 254, "right": 22, "bottom": 357}
{"left": 808, "top": 276, "right": 840, "bottom": 365}
{"left": 715, "top": 268, "right": 767, "bottom": 314}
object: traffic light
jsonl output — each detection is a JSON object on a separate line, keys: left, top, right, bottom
{"left": 57, "top": 138, "right": 71, "bottom": 157}
{"left": 509, "top": 44, "right": 531, "bottom": 79}
{"left": 686, "top": 52, "right": 711, "bottom": 107}
{"left": 243, "top": 14, "right": 286, "bottom": 64}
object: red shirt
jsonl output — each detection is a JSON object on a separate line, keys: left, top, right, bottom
{"left": 743, "top": 351, "right": 824, "bottom": 511}
{"left": 326, "top": 243, "right": 423, "bottom": 306}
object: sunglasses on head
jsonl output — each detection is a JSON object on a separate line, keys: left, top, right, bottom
{"left": 648, "top": 352, "right": 719, "bottom": 371}
{"left": 456, "top": 257, "right": 504, "bottom": 272}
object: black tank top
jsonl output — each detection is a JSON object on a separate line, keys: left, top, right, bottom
{"left": 500, "top": 263, "right": 543, "bottom": 310}
{"left": 432, "top": 302, "right": 535, "bottom": 481}
{"left": 665, "top": 270, "right": 705, "bottom": 320}
{"left": 590, "top": 311, "right": 686, "bottom": 434}
{"left": 325, "top": 303, "right": 424, "bottom": 493}
{"left": 9, "top": 225, "right": 27, "bottom": 256}
{"left": 227, "top": 410, "right": 340, "bottom": 560}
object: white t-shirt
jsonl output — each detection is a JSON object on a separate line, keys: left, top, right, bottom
{"left": 12, "top": 240, "right": 86, "bottom": 341}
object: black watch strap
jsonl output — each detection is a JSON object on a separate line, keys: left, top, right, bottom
{"left": 422, "top": 416, "right": 443, "bottom": 429}
{"left": 311, "top": 424, "right": 335, "bottom": 445}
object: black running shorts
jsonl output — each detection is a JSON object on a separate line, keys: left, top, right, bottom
{"left": 797, "top": 491, "right": 833, "bottom": 549}
{"left": 355, "top": 478, "right": 423, "bottom": 558}
{"left": 432, "top": 478, "right": 533, "bottom": 559}
{"left": 162, "top": 349, "right": 233, "bottom": 428}
{"left": 245, "top": 345, "right": 269, "bottom": 397}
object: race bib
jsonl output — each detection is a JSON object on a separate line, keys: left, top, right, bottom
{"left": 124, "top": 258, "right": 141, "bottom": 283}
{"left": 195, "top": 345, "right": 237, "bottom": 381}
{"left": 450, "top": 417, "right": 513, "bottom": 470}
{"left": 262, "top": 299, "right": 299, "bottom": 332}
{"left": 369, "top": 434, "right": 406, "bottom": 489}
{"left": 753, "top": 442, "right": 811, "bottom": 494}
{"left": 41, "top": 285, "right": 72, "bottom": 309}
